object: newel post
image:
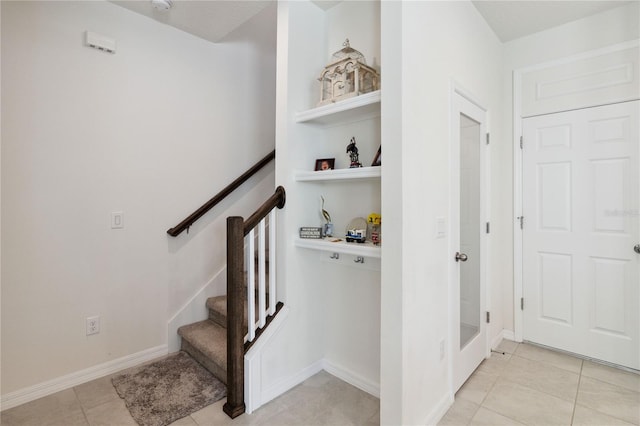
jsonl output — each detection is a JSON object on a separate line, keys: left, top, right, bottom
{"left": 223, "top": 216, "right": 246, "bottom": 418}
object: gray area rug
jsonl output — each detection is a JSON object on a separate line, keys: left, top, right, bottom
{"left": 112, "top": 351, "right": 226, "bottom": 426}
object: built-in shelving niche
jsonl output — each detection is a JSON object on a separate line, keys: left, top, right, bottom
{"left": 294, "top": 89, "right": 382, "bottom": 262}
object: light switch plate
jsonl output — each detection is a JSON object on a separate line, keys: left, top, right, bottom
{"left": 111, "top": 211, "right": 124, "bottom": 229}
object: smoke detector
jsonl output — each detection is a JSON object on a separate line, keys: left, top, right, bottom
{"left": 151, "top": 0, "right": 173, "bottom": 11}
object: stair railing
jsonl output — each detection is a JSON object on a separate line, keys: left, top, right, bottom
{"left": 224, "top": 185, "right": 286, "bottom": 419}
{"left": 166, "top": 150, "right": 275, "bottom": 237}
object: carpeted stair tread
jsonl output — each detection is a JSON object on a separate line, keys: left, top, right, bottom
{"left": 207, "top": 295, "right": 269, "bottom": 329}
{"left": 178, "top": 320, "right": 227, "bottom": 384}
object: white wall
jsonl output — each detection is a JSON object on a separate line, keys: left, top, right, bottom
{"left": 500, "top": 2, "right": 640, "bottom": 334}
{"left": 1, "top": 0, "right": 275, "bottom": 396}
{"left": 380, "top": 2, "right": 503, "bottom": 424}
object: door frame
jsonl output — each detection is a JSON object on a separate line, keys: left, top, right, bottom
{"left": 449, "top": 82, "right": 491, "bottom": 393}
{"left": 513, "top": 40, "right": 640, "bottom": 342}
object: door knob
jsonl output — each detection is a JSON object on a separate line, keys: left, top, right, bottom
{"left": 634, "top": 244, "right": 640, "bottom": 254}
{"left": 455, "top": 252, "right": 468, "bottom": 262}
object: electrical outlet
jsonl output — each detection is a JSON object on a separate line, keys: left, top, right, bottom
{"left": 440, "top": 339, "right": 445, "bottom": 360}
{"left": 86, "top": 316, "right": 100, "bottom": 335}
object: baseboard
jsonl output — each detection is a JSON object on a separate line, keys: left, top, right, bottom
{"left": 502, "top": 329, "right": 516, "bottom": 342}
{"left": 322, "top": 359, "right": 380, "bottom": 398}
{"left": 490, "top": 330, "right": 504, "bottom": 350}
{"left": 490, "top": 329, "right": 517, "bottom": 351}
{"left": 0, "top": 344, "right": 168, "bottom": 411}
{"left": 256, "top": 357, "right": 380, "bottom": 415}
{"left": 422, "top": 391, "right": 454, "bottom": 426}
{"left": 167, "top": 267, "right": 226, "bottom": 352}
{"left": 260, "top": 359, "right": 324, "bottom": 407}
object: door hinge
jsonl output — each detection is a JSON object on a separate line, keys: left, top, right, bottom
{"left": 486, "top": 133, "right": 490, "bottom": 145}
{"left": 521, "top": 297, "right": 524, "bottom": 310}
{"left": 486, "top": 222, "right": 490, "bottom": 234}
{"left": 518, "top": 216, "right": 524, "bottom": 229}
{"left": 519, "top": 136, "right": 523, "bottom": 149}
{"left": 486, "top": 311, "right": 491, "bottom": 323}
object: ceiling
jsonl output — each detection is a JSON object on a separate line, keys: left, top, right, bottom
{"left": 110, "top": 0, "right": 273, "bottom": 43}
{"left": 110, "top": 1, "right": 634, "bottom": 44}
{"left": 472, "top": 1, "right": 633, "bottom": 42}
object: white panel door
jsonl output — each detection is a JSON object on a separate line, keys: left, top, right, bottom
{"left": 522, "top": 101, "right": 639, "bottom": 369}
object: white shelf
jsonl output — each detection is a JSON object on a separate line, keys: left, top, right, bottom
{"left": 294, "top": 166, "right": 381, "bottom": 182}
{"left": 295, "top": 90, "right": 381, "bottom": 125}
{"left": 294, "top": 237, "right": 381, "bottom": 258}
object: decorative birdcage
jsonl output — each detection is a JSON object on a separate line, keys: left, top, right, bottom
{"left": 317, "top": 39, "right": 380, "bottom": 106}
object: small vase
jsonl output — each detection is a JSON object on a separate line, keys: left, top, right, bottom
{"left": 323, "top": 223, "right": 334, "bottom": 237}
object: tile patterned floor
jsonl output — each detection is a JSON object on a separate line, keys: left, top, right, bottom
{"left": 2, "top": 340, "right": 638, "bottom": 426}
{"left": 439, "top": 340, "right": 640, "bottom": 426}
{"left": 0, "top": 370, "right": 379, "bottom": 426}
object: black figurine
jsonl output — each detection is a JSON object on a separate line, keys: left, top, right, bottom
{"left": 346, "top": 137, "right": 362, "bottom": 168}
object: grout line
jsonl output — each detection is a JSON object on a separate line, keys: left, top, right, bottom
{"left": 71, "top": 387, "right": 91, "bottom": 426}
{"left": 474, "top": 343, "right": 516, "bottom": 417}
{"left": 481, "top": 406, "right": 525, "bottom": 425}
{"left": 569, "top": 359, "right": 584, "bottom": 425}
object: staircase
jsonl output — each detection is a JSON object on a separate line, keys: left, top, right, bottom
{"left": 169, "top": 183, "right": 286, "bottom": 418}
{"left": 177, "top": 296, "right": 232, "bottom": 386}
{"left": 177, "top": 288, "right": 267, "bottom": 387}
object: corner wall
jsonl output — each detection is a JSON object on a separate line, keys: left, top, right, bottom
{"left": 1, "top": 0, "right": 275, "bottom": 397}
{"left": 381, "top": 2, "right": 503, "bottom": 423}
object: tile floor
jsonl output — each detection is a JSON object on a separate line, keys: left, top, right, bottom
{"left": 439, "top": 340, "right": 640, "bottom": 426}
{"left": 2, "top": 340, "right": 638, "bottom": 426}
{"left": 0, "top": 370, "right": 379, "bottom": 426}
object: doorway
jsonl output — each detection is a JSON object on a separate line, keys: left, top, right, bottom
{"left": 451, "top": 91, "right": 489, "bottom": 391}
{"left": 521, "top": 101, "right": 639, "bottom": 369}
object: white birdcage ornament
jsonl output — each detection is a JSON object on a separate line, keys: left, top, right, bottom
{"left": 317, "top": 39, "right": 380, "bottom": 106}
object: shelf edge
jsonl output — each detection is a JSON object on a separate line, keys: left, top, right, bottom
{"left": 295, "top": 90, "right": 381, "bottom": 123}
{"left": 294, "top": 237, "right": 382, "bottom": 258}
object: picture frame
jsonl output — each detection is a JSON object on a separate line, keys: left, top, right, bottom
{"left": 315, "top": 158, "right": 335, "bottom": 171}
{"left": 371, "top": 146, "right": 381, "bottom": 166}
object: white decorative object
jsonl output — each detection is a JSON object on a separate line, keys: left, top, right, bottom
{"left": 317, "top": 39, "right": 380, "bottom": 106}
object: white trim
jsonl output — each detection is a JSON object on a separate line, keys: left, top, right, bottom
{"left": 252, "top": 354, "right": 381, "bottom": 415}
{"left": 502, "top": 329, "right": 516, "bottom": 342}
{"left": 422, "top": 392, "right": 455, "bottom": 426}
{"left": 244, "top": 306, "right": 290, "bottom": 414}
{"left": 516, "top": 39, "right": 639, "bottom": 75}
{"left": 490, "top": 329, "right": 517, "bottom": 350}
{"left": 490, "top": 330, "right": 504, "bottom": 351}
{"left": 512, "top": 39, "right": 639, "bottom": 343}
{"left": 260, "top": 359, "right": 324, "bottom": 408}
{"left": 322, "top": 359, "right": 380, "bottom": 398}
{"left": 513, "top": 68, "right": 524, "bottom": 343}
{"left": 0, "top": 345, "right": 168, "bottom": 411}
{"left": 167, "top": 266, "right": 226, "bottom": 352}
{"left": 453, "top": 84, "right": 488, "bottom": 112}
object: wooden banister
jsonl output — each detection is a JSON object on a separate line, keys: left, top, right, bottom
{"left": 243, "top": 186, "right": 286, "bottom": 235}
{"left": 167, "top": 150, "right": 276, "bottom": 237}
{"left": 223, "top": 186, "right": 286, "bottom": 419}
{"left": 223, "top": 216, "right": 246, "bottom": 419}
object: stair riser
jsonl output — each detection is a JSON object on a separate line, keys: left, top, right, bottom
{"left": 181, "top": 339, "right": 227, "bottom": 385}
{"left": 208, "top": 304, "right": 270, "bottom": 329}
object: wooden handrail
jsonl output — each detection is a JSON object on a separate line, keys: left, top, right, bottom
{"left": 167, "top": 150, "right": 276, "bottom": 237}
{"left": 223, "top": 186, "right": 285, "bottom": 419}
{"left": 243, "top": 186, "right": 286, "bottom": 235}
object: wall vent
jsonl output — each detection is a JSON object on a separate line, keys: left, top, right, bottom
{"left": 85, "top": 31, "right": 116, "bottom": 54}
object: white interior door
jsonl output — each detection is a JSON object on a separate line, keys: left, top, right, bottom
{"left": 452, "top": 93, "right": 488, "bottom": 392}
{"left": 522, "top": 100, "right": 639, "bottom": 370}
